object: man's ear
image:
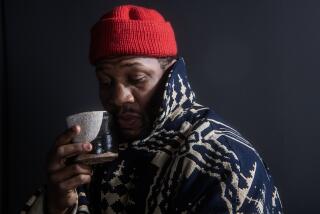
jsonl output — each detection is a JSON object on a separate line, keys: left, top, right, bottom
{"left": 169, "top": 59, "right": 177, "bottom": 68}
{"left": 164, "top": 59, "right": 177, "bottom": 73}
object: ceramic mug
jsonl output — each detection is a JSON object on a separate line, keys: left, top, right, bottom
{"left": 66, "top": 111, "right": 118, "bottom": 165}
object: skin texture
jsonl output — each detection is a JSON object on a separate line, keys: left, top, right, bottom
{"left": 47, "top": 126, "right": 93, "bottom": 214}
{"left": 95, "top": 56, "right": 176, "bottom": 142}
{"left": 46, "top": 56, "right": 176, "bottom": 213}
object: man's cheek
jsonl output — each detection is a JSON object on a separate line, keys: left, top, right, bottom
{"left": 99, "top": 93, "right": 107, "bottom": 106}
{"left": 141, "top": 112, "right": 151, "bottom": 129}
{"left": 105, "top": 105, "right": 116, "bottom": 115}
{"left": 101, "top": 100, "right": 116, "bottom": 116}
{"left": 99, "top": 94, "right": 112, "bottom": 110}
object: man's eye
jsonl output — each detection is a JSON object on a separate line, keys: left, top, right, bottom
{"left": 130, "top": 76, "right": 146, "bottom": 84}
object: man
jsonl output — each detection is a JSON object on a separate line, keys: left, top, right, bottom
{"left": 22, "top": 4, "right": 283, "bottom": 214}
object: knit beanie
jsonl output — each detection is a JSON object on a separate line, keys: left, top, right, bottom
{"left": 89, "top": 5, "right": 177, "bottom": 65}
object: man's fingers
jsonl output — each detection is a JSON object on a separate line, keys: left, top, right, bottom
{"left": 49, "top": 164, "right": 92, "bottom": 184}
{"left": 48, "top": 143, "right": 92, "bottom": 172}
{"left": 56, "top": 142, "right": 92, "bottom": 160}
{"left": 55, "top": 125, "right": 80, "bottom": 147}
{"left": 58, "top": 174, "right": 92, "bottom": 192}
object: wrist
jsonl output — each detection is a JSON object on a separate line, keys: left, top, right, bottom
{"left": 44, "top": 187, "right": 76, "bottom": 214}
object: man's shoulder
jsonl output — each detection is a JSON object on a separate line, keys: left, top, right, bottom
{"left": 184, "top": 102, "right": 253, "bottom": 147}
{"left": 179, "top": 102, "right": 265, "bottom": 170}
{"left": 166, "top": 101, "right": 265, "bottom": 170}
{"left": 160, "top": 103, "right": 282, "bottom": 213}
{"left": 178, "top": 103, "right": 251, "bottom": 146}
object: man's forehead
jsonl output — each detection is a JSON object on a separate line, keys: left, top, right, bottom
{"left": 97, "top": 56, "right": 136, "bottom": 65}
{"left": 96, "top": 56, "right": 159, "bottom": 70}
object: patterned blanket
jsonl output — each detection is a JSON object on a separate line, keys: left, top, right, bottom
{"left": 22, "top": 58, "right": 283, "bottom": 214}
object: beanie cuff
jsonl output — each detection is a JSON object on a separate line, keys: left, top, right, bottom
{"left": 89, "top": 20, "right": 177, "bottom": 65}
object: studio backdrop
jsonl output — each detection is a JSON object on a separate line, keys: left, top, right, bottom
{"left": 1, "top": 0, "right": 320, "bottom": 213}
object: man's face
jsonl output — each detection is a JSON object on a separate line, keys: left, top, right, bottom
{"left": 95, "top": 56, "right": 173, "bottom": 142}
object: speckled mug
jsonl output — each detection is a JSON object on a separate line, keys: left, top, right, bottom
{"left": 66, "top": 111, "right": 118, "bottom": 165}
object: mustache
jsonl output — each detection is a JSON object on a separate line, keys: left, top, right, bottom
{"left": 116, "top": 105, "right": 141, "bottom": 117}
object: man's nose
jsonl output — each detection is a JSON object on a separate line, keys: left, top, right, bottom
{"left": 113, "top": 83, "right": 134, "bottom": 106}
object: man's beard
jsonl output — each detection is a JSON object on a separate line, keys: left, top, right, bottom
{"left": 118, "top": 115, "right": 151, "bottom": 142}
{"left": 112, "top": 105, "right": 152, "bottom": 142}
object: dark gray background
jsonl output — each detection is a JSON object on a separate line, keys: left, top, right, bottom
{"left": 1, "top": 0, "right": 319, "bottom": 213}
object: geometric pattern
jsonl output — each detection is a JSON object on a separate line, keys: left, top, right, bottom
{"left": 22, "top": 57, "right": 283, "bottom": 214}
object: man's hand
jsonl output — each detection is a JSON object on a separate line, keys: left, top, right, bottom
{"left": 46, "top": 125, "right": 93, "bottom": 214}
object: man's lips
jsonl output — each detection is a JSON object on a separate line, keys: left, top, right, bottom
{"left": 116, "top": 113, "right": 142, "bottom": 129}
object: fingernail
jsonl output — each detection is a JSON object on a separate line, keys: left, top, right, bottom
{"left": 83, "top": 143, "right": 92, "bottom": 151}
{"left": 74, "top": 125, "right": 80, "bottom": 133}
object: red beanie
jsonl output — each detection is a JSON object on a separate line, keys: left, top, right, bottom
{"left": 89, "top": 5, "right": 177, "bottom": 65}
